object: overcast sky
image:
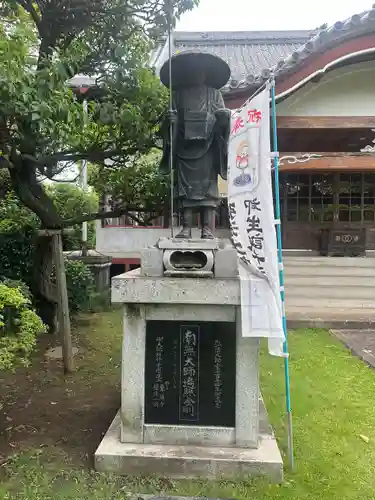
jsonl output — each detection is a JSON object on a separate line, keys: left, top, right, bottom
{"left": 177, "top": 0, "right": 373, "bottom": 31}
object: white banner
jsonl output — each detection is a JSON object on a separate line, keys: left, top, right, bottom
{"left": 228, "top": 88, "right": 285, "bottom": 356}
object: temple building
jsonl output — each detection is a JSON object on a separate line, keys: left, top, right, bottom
{"left": 94, "top": 7, "right": 375, "bottom": 269}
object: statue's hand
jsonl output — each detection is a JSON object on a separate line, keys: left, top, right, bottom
{"left": 166, "top": 109, "right": 177, "bottom": 124}
{"left": 215, "top": 108, "right": 231, "bottom": 126}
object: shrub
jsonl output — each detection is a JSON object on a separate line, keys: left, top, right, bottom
{"left": 0, "top": 282, "right": 46, "bottom": 371}
{"left": 65, "top": 259, "right": 96, "bottom": 313}
{"left": 45, "top": 183, "right": 98, "bottom": 251}
{"left": 1, "top": 278, "right": 33, "bottom": 301}
{"left": 0, "top": 195, "right": 38, "bottom": 287}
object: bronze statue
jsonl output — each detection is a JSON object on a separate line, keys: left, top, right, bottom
{"left": 159, "top": 51, "right": 231, "bottom": 239}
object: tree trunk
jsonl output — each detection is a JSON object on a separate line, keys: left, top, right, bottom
{"left": 9, "top": 158, "right": 62, "bottom": 332}
{"left": 9, "top": 159, "right": 63, "bottom": 228}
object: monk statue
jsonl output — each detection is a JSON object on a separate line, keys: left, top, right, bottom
{"left": 159, "top": 51, "right": 231, "bottom": 239}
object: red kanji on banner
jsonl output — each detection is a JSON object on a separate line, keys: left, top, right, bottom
{"left": 247, "top": 109, "right": 262, "bottom": 123}
{"left": 231, "top": 116, "right": 244, "bottom": 135}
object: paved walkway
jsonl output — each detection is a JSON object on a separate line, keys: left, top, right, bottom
{"left": 331, "top": 329, "right": 375, "bottom": 368}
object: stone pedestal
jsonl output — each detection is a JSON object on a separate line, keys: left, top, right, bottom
{"left": 95, "top": 239, "right": 283, "bottom": 482}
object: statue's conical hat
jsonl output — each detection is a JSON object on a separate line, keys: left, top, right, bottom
{"left": 160, "top": 50, "right": 231, "bottom": 90}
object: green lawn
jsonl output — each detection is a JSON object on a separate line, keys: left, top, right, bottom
{"left": 1, "top": 310, "right": 375, "bottom": 499}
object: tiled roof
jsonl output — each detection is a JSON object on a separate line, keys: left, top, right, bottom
{"left": 152, "top": 6, "right": 375, "bottom": 94}
{"left": 173, "top": 31, "right": 310, "bottom": 82}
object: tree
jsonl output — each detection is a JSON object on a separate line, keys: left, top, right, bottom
{"left": 0, "top": 0, "right": 197, "bottom": 225}
{"left": 0, "top": 177, "right": 100, "bottom": 295}
{"left": 90, "top": 149, "right": 169, "bottom": 224}
{"left": 45, "top": 183, "right": 98, "bottom": 248}
{"left": 0, "top": 0, "right": 199, "bottom": 326}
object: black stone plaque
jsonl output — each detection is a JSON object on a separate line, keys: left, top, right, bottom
{"left": 320, "top": 228, "right": 366, "bottom": 256}
{"left": 144, "top": 321, "right": 236, "bottom": 427}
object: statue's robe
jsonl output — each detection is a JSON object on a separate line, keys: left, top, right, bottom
{"left": 160, "top": 85, "right": 230, "bottom": 209}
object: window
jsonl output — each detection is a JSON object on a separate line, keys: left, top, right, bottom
{"left": 278, "top": 173, "right": 334, "bottom": 223}
{"left": 281, "top": 174, "right": 311, "bottom": 221}
{"left": 363, "top": 173, "right": 375, "bottom": 222}
{"left": 277, "top": 172, "right": 375, "bottom": 224}
{"left": 310, "top": 174, "right": 334, "bottom": 223}
{"left": 338, "top": 174, "right": 362, "bottom": 222}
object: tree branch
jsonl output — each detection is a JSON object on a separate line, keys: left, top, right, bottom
{"left": 22, "top": 147, "right": 141, "bottom": 166}
{"left": 23, "top": 0, "right": 41, "bottom": 30}
{"left": 62, "top": 206, "right": 161, "bottom": 227}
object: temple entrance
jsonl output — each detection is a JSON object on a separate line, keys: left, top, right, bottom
{"left": 279, "top": 172, "right": 375, "bottom": 250}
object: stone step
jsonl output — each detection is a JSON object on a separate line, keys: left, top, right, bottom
{"left": 284, "top": 265, "right": 375, "bottom": 277}
{"left": 283, "top": 257, "right": 375, "bottom": 267}
{"left": 284, "top": 276, "right": 375, "bottom": 287}
{"left": 286, "top": 305, "right": 375, "bottom": 327}
{"left": 285, "top": 285, "right": 375, "bottom": 299}
{"left": 285, "top": 297, "right": 375, "bottom": 309}
{"left": 286, "top": 311, "right": 375, "bottom": 329}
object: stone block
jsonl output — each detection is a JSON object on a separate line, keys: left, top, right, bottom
{"left": 158, "top": 238, "right": 219, "bottom": 250}
{"left": 214, "top": 247, "right": 238, "bottom": 279}
{"left": 95, "top": 412, "right": 283, "bottom": 482}
{"left": 141, "top": 247, "right": 164, "bottom": 277}
{"left": 120, "top": 304, "right": 146, "bottom": 443}
{"left": 112, "top": 272, "right": 240, "bottom": 305}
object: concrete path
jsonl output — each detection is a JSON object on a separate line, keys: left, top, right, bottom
{"left": 331, "top": 329, "right": 375, "bottom": 368}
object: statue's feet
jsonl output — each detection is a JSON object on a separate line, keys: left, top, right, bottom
{"left": 175, "top": 227, "right": 192, "bottom": 239}
{"left": 201, "top": 226, "right": 215, "bottom": 240}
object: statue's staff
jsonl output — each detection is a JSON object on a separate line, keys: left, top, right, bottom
{"left": 164, "top": 0, "right": 174, "bottom": 238}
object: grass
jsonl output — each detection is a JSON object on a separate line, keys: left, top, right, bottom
{"left": 1, "top": 310, "right": 375, "bottom": 499}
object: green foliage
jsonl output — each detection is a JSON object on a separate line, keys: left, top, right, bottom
{"left": 0, "top": 169, "right": 12, "bottom": 198}
{"left": 90, "top": 150, "right": 169, "bottom": 220}
{"left": 0, "top": 194, "right": 37, "bottom": 286}
{"left": 0, "top": 182, "right": 99, "bottom": 289}
{"left": 46, "top": 183, "right": 98, "bottom": 221}
{"left": 65, "top": 259, "right": 96, "bottom": 313}
{"left": 0, "top": 0, "right": 200, "bottom": 230}
{"left": 46, "top": 183, "right": 99, "bottom": 249}
{"left": 1, "top": 278, "right": 33, "bottom": 301}
{"left": 0, "top": 282, "right": 46, "bottom": 371}
{"left": 0, "top": 10, "right": 84, "bottom": 163}
{"left": 0, "top": 193, "right": 38, "bottom": 232}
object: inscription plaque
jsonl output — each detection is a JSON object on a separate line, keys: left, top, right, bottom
{"left": 145, "top": 321, "right": 236, "bottom": 427}
{"left": 320, "top": 228, "right": 366, "bottom": 256}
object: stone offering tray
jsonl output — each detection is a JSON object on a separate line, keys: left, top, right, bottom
{"left": 141, "top": 238, "right": 238, "bottom": 279}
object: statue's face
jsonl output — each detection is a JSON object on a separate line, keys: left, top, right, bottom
{"left": 189, "top": 70, "right": 206, "bottom": 86}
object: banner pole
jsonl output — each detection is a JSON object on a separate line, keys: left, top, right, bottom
{"left": 166, "top": 1, "right": 174, "bottom": 238}
{"left": 269, "top": 77, "right": 295, "bottom": 471}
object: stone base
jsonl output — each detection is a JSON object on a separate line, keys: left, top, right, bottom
{"left": 95, "top": 412, "right": 283, "bottom": 483}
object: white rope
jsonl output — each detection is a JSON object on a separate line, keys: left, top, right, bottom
{"left": 232, "top": 79, "right": 269, "bottom": 115}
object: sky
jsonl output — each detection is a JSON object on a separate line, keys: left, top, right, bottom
{"left": 177, "top": 0, "right": 373, "bottom": 32}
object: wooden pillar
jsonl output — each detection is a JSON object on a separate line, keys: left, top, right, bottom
{"left": 38, "top": 229, "right": 74, "bottom": 373}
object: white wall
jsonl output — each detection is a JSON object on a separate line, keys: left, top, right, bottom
{"left": 95, "top": 222, "right": 229, "bottom": 259}
{"left": 277, "top": 60, "right": 375, "bottom": 117}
